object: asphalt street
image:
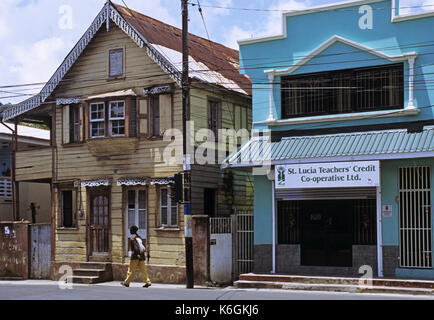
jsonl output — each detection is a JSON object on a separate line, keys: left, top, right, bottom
{"left": 0, "top": 280, "right": 433, "bottom": 300}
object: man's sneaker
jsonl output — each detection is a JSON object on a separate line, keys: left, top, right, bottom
{"left": 120, "top": 281, "right": 129, "bottom": 287}
{"left": 143, "top": 283, "right": 152, "bottom": 288}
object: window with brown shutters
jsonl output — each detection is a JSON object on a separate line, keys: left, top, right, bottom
{"left": 85, "top": 97, "right": 138, "bottom": 139}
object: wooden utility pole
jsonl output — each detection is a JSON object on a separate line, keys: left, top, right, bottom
{"left": 182, "top": 0, "right": 194, "bottom": 289}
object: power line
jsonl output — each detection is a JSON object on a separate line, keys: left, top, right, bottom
{"left": 188, "top": 2, "right": 434, "bottom": 13}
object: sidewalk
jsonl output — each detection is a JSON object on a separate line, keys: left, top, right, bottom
{"left": 235, "top": 273, "right": 434, "bottom": 296}
{"left": 0, "top": 279, "right": 213, "bottom": 290}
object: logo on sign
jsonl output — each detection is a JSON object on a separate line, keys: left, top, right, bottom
{"left": 277, "top": 166, "right": 286, "bottom": 185}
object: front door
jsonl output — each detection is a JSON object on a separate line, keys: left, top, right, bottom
{"left": 301, "top": 200, "right": 353, "bottom": 267}
{"left": 89, "top": 188, "right": 110, "bottom": 259}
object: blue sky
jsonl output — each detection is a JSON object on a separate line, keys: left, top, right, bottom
{"left": 0, "top": 0, "right": 433, "bottom": 105}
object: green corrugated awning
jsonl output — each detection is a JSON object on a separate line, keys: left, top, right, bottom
{"left": 222, "top": 127, "right": 434, "bottom": 168}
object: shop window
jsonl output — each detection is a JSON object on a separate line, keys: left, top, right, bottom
{"left": 353, "top": 199, "right": 376, "bottom": 245}
{"left": 277, "top": 201, "right": 300, "bottom": 244}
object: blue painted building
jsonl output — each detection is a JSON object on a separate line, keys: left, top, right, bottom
{"left": 224, "top": 0, "right": 434, "bottom": 279}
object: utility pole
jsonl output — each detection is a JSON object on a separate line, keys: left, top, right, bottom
{"left": 182, "top": 0, "right": 194, "bottom": 289}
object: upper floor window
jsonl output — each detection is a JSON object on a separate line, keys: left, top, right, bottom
{"left": 89, "top": 100, "right": 126, "bottom": 138}
{"left": 109, "top": 48, "right": 124, "bottom": 78}
{"left": 69, "top": 104, "right": 80, "bottom": 143}
{"left": 109, "top": 101, "right": 126, "bottom": 136}
{"left": 150, "top": 95, "right": 160, "bottom": 137}
{"left": 281, "top": 63, "right": 404, "bottom": 119}
{"left": 90, "top": 102, "right": 105, "bottom": 138}
{"left": 208, "top": 100, "right": 221, "bottom": 136}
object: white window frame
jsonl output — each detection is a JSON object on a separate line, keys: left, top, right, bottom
{"left": 160, "top": 187, "right": 178, "bottom": 227}
{"left": 89, "top": 102, "right": 105, "bottom": 138}
{"left": 109, "top": 100, "right": 126, "bottom": 137}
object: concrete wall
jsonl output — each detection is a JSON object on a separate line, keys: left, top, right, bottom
{"left": 18, "top": 182, "right": 51, "bottom": 223}
{"left": 255, "top": 244, "right": 378, "bottom": 277}
{"left": 240, "top": 0, "right": 434, "bottom": 130}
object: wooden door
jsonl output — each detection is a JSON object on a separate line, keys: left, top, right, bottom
{"left": 89, "top": 188, "right": 110, "bottom": 258}
{"left": 30, "top": 224, "right": 51, "bottom": 279}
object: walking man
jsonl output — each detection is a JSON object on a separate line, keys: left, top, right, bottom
{"left": 121, "top": 225, "right": 152, "bottom": 288}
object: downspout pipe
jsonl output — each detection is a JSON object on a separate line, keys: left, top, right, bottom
{"left": 376, "top": 163, "right": 384, "bottom": 277}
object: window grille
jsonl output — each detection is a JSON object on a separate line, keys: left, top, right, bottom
{"left": 281, "top": 63, "right": 403, "bottom": 118}
{"left": 399, "top": 166, "right": 432, "bottom": 268}
{"left": 354, "top": 199, "right": 376, "bottom": 245}
{"left": 277, "top": 201, "right": 300, "bottom": 244}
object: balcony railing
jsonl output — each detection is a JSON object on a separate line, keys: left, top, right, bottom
{"left": 0, "top": 177, "right": 12, "bottom": 199}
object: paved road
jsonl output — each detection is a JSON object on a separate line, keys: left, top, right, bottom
{"left": 0, "top": 280, "right": 433, "bottom": 300}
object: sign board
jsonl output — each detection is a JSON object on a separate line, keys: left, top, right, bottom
{"left": 275, "top": 161, "right": 380, "bottom": 189}
{"left": 382, "top": 204, "right": 393, "bottom": 218}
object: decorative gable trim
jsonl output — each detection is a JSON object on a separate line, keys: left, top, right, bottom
{"left": 81, "top": 178, "right": 111, "bottom": 187}
{"left": 2, "top": 2, "right": 181, "bottom": 122}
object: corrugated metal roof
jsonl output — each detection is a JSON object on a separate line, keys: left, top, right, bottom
{"left": 224, "top": 128, "right": 434, "bottom": 167}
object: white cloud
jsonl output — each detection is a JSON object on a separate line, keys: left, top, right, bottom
{"left": 0, "top": 0, "right": 179, "bottom": 105}
{"left": 224, "top": 26, "right": 255, "bottom": 50}
{"left": 9, "top": 37, "right": 73, "bottom": 85}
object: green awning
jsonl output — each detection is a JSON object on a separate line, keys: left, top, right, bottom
{"left": 222, "top": 127, "right": 434, "bottom": 168}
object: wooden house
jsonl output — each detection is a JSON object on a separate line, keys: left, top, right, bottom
{"left": 0, "top": 123, "right": 51, "bottom": 223}
{"left": 0, "top": 1, "right": 252, "bottom": 283}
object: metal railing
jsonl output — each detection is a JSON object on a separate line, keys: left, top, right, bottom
{"left": 0, "top": 177, "right": 12, "bottom": 199}
{"left": 399, "top": 166, "right": 432, "bottom": 269}
{"left": 236, "top": 211, "right": 254, "bottom": 274}
{"left": 210, "top": 217, "right": 231, "bottom": 234}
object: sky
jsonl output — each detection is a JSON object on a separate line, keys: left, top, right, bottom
{"left": 0, "top": 0, "right": 433, "bottom": 105}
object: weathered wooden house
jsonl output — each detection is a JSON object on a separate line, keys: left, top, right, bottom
{"left": 0, "top": 1, "right": 252, "bottom": 283}
{"left": 0, "top": 123, "right": 51, "bottom": 222}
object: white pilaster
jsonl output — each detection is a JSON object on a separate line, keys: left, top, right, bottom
{"left": 407, "top": 56, "right": 416, "bottom": 109}
{"left": 267, "top": 73, "right": 275, "bottom": 122}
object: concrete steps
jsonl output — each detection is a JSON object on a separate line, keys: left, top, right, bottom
{"left": 70, "top": 262, "right": 113, "bottom": 284}
{"left": 234, "top": 274, "right": 434, "bottom": 295}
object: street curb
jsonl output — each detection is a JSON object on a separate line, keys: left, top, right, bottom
{"left": 235, "top": 280, "right": 434, "bottom": 295}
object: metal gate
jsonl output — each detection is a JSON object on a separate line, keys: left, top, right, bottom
{"left": 235, "top": 211, "right": 254, "bottom": 275}
{"left": 210, "top": 217, "right": 232, "bottom": 284}
{"left": 399, "top": 166, "right": 432, "bottom": 268}
{"left": 29, "top": 224, "right": 51, "bottom": 279}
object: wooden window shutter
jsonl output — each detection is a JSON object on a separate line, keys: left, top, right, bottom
{"left": 138, "top": 97, "right": 148, "bottom": 137}
{"left": 234, "top": 105, "right": 241, "bottom": 131}
{"left": 84, "top": 103, "right": 89, "bottom": 140}
{"left": 159, "top": 94, "right": 172, "bottom": 136}
{"left": 129, "top": 97, "right": 137, "bottom": 137}
{"left": 79, "top": 104, "right": 84, "bottom": 142}
{"left": 62, "top": 105, "right": 70, "bottom": 144}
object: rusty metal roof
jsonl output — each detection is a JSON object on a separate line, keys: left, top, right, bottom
{"left": 113, "top": 4, "right": 252, "bottom": 95}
